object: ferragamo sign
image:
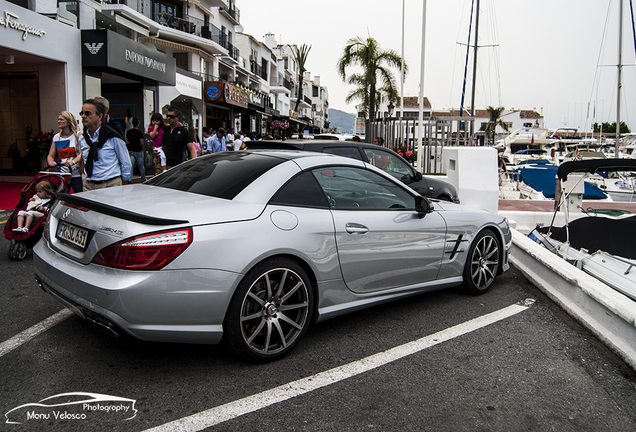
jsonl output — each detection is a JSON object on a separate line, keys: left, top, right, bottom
{"left": 0, "top": 11, "right": 46, "bottom": 40}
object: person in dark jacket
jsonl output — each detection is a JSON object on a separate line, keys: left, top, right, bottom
{"left": 162, "top": 107, "right": 197, "bottom": 169}
{"left": 126, "top": 118, "right": 146, "bottom": 182}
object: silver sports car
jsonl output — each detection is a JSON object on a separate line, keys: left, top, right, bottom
{"left": 34, "top": 151, "right": 511, "bottom": 361}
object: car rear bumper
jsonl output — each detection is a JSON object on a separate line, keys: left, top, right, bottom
{"left": 33, "top": 239, "right": 239, "bottom": 344}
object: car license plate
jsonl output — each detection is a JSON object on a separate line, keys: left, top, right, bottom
{"left": 56, "top": 221, "right": 90, "bottom": 250}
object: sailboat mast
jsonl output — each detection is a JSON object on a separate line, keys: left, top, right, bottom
{"left": 459, "top": 0, "right": 475, "bottom": 121}
{"left": 470, "top": 0, "right": 480, "bottom": 139}
{"left": 617, "top": 0, "right": 623, "bottom": 158}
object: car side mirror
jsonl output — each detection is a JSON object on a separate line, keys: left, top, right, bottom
{"left": 414, "top": 171, "right": 423, "bottom": 181}
{"left": 415, "top": 196, "right": 433, "bottom": 218}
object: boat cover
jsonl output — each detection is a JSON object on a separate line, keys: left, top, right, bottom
{"left": 515, "top": 164, "right": 606, "bottom": 199}
{"left": 538, "top": 215, "right": 636, "bottom": 259}
{"left": 517, "top": 159, "right": 552, "bottom": 166}
{"left": 557, "top": 159, "right": 636, "bottom": 181}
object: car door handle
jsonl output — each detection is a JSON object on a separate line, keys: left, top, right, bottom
{"left": 345, "top": 223, "right": 369, "bottom": 234}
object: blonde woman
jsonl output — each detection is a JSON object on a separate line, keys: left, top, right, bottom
{"left": 47, "top": 111, "right": 83, "bottom": 192}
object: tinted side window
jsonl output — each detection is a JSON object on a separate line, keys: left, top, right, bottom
{"left": 311, "top": 166, "right": 415, "bottom": 210}
{"left": 363, "top": 148, "right": 414, "bottom": 182}
{"left": 322, "top": 146, "right": 363, "bottom": 160}
{"left": 270, "top": 171, "right": 329, "bottom": 208}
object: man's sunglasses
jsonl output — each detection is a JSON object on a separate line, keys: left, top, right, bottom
{"left": 79, "top": 111, "right": 94, "bottom": 117}
{"left": 166, "top": 114, "right": 178, "bottom": 119}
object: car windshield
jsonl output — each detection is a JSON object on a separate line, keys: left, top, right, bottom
{"left": 146, "top": 152, "right": 286, "bottom": 200}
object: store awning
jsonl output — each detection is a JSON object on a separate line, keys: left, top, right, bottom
{"left": 186, "top": 0, "right": 214, "bottom": 18}
{"left": 140, "top": 37, "right": 216, "bottom": 62}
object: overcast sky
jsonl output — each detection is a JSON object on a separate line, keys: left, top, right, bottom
{"left": 238, "top": 0, "right": 636, "bottom": 131}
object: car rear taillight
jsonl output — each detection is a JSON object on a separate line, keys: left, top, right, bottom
{"left": 42, "top": 212, "right": 52, "bottom": 243}
{"left": 92, "top": 228, "right": 193, "bottom": 270}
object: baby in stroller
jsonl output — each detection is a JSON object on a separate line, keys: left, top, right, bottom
{"left": 4, "top": 172, "right": 71, "bottom": 260}
{"left": 12, "top": 180, "right": 55, "bottom": 233}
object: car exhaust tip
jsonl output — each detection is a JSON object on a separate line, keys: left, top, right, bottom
{"left": 88, "top": 318, "right": 120, "bottom": 338}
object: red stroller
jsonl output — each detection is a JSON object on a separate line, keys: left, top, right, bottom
{"left": 4, "top": 172, "right": 71, "bottom": 260}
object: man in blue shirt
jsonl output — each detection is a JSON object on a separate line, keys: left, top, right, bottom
{"left": 211, "top": 128, "right": 227, "bottom": 153}
{"left": 79, "top": 99, "right": 132, "bottom": 190}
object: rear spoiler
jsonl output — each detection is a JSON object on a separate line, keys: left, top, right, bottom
{"left": 56, "top": 193, "right": 189, "bottom": 226}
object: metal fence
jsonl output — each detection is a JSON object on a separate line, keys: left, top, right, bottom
{"left": 368, "top": 116, "right": 475, "bottom": 173}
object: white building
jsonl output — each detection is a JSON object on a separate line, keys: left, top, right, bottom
{"left": 0, "top": 0, "right": 329, "bottom": 167}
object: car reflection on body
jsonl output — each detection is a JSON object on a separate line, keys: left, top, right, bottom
{"left": 34, "top": 151, "right": 511, "bottom": 362}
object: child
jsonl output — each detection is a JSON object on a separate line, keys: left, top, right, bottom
{"left": 13, "top": 180, "right": 56, "bottom": 233}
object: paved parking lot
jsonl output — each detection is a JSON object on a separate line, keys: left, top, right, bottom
{"left": 1, "top": 232, "right": 636, "bottom": 431}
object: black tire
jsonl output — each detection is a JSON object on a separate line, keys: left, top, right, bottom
{"left": 462, "top": 229, "right": 501, "bottom": 295}
{"left": 224, "top": 258, "right": 313, "bottom": 362}
{"left": 15, "top": 242, "right": 27, "bottom": 260}
{"left": 6, "top": 242, "right": 16, "bottom": 260}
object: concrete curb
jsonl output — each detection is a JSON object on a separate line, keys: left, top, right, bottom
{"left": 509, "top": 228, "right": 636, "bottom": 371}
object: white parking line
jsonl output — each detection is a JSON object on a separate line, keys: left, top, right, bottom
{"left": 0, "top": 309, "right": 73, "bottom": 358}
{"left": 143, "top": 300, "right": 535, "bottom": 432}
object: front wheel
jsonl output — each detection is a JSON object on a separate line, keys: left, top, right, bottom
{"left": 462, "top": 229, "right": 501, "bottom": 295}
{"left": 224, "top": 258, "right": 313, "bottom": 362}
{"left": 7, "top": 242, "right": 16, "bottom": 260}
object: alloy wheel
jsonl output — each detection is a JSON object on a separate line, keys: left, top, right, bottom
{"left": 239, "top": 267, "right": 310, "bottom": 357}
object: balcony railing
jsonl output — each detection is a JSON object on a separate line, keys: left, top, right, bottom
{"left": 219, "top": 3, "right": 240, "bottom": 24}
{"left": 250, "top": 62, "right": 268, "bottom": 81}
{"left": 191, "top": 71, "right": 219, "bottom": 82}
{"left": 227, "top": 43, "right": 239, "bottom": 61}
{"left": 250, "top": 62, "right": 262, "bottom": 77}
{"left": 155, "top": 12, "right": 196, "bottom": 33}
{"left": 206, "top": 30, "right": 239, "bottom": 60}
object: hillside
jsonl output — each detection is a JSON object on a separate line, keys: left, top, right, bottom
{"left": 328, "top": 109, "right": 356, "bottom": 134}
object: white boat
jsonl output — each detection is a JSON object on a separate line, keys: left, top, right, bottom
{"left": 495, "top": 127, "right": 558, "bottom": 166}
{"left": 498, "top": 169, "right": 547, "bottom": 200}
{"left": 529, "top": 159, "right": 636, "bottom": 300}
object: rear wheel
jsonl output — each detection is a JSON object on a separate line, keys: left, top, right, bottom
{"left": 462, "top": 229, "right": 501, "bottom": 295}
{"left": 224, "top": 258, "right": 313, "bottom": 362}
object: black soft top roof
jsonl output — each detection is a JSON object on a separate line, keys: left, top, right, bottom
{"left": 557, "top": 159, "right": 636, "bottom": 181}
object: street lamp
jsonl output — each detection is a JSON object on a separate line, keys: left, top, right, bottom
{"left": 388, "top": 102, "right": 395, "bottom": 118}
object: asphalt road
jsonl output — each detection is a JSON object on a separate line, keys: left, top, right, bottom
{"left": 1, "top": 228, "right": 635, "bottom": 431}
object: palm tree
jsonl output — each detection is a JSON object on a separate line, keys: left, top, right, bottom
{"left": 337, "top": 36, "right": 406, "bottom": 121}
{"left": 291, "top": 44, "right": 312, "bottom": 113}
{"left": 482, "top": 106, "right": 508, "bottom": 145}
